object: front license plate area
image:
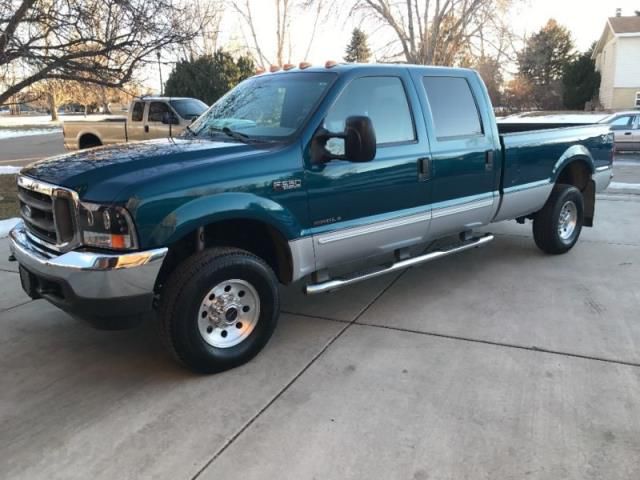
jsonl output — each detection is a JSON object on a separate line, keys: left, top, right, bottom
{"left": 19, "top": 265, "right": 41, "bottom": 299}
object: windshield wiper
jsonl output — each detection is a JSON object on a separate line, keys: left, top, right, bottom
{"left": 207, "top": 126, "right": 254, "bottom": 144}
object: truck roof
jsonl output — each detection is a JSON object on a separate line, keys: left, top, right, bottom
{"left": 135, "top": 96, "right": 196, "bottom": 102}
{"left": 261, "top": 62, "right": 475, "bottom": 77}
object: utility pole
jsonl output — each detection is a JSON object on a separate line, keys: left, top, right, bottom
{"left": 157, "top": 50, "right": 163, "bottom": 96}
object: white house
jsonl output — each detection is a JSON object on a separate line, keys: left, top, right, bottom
{"left": 593, "top": 15, "right": 640, "bottom": 110}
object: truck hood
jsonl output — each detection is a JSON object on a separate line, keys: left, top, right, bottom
{"left": 20, "top": 138, "right": 268, "bottom": 201}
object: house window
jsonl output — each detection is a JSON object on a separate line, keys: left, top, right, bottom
{"left": 635, "top": 92, "right": 640, "bottom": 108}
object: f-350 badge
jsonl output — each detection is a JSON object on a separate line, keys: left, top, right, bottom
{"left": 272, "top": 179, "right": 302, "bottom": 191}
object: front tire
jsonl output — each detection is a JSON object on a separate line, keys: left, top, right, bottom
{"left": 532, "top": 184, "right": 584, "bottom": 254}
{"left": 159, "top": 247, "right": 280, "bottom": 373}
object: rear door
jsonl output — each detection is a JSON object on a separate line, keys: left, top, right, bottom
{"left": 410, "top": 70, "right": 499, "bottom": 238}
{"left": 128, "top": 101, "right": 146, "bottom": 141}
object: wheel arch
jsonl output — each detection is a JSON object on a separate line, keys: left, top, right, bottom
{"left": 551, "top": 149, "right": 596, "bottom": 227}
{"left": 78, "top": 131, "right": 103, "bottom": 149}
{"left": 149, "top": 193, "right": 307, "bottom": 290}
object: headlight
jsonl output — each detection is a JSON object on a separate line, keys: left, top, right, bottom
{"left": 77, "top": 202, "right": 138, "bottom": 250}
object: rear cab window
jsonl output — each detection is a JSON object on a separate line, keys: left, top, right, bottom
{"left": 422, "top": 76, "right": 483, "bottom": 140}
{"left": 131, "top": 102, "right": 144, "bottom": 122}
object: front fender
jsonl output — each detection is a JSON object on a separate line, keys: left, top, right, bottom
{"left": 551, "top": 145, "right": 595, "bottom": 182}
{"left": 145, "top": 192, "right": 302, "bottom": 246}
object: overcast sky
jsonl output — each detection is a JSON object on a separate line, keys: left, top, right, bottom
{"left": 144, "top": 0, "right": 639, "bottom": 92}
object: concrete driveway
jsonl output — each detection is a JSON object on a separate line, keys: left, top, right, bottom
{"left": 1, "top": 192, "right": 639, "bottom": 479}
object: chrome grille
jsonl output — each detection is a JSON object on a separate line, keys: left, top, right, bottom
{"left": 17, "top": 176, "right": 78, "bottom": 249}
{"left": 18, "top": 186, "right": 57, "bottom": 243}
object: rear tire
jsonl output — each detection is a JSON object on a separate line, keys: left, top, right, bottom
{"left": 159, "top": 247, "right": 280, "bottom": 373}
{"left": 532, "top": 184, "right": 584, "bottom": 254}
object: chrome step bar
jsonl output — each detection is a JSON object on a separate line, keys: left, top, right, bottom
{"left": 305, "top": 234, "right": 494, "bottom": 295}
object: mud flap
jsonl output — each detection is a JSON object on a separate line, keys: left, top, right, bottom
{"left": 583, "top": 180, "right": 595, "bottom": 227}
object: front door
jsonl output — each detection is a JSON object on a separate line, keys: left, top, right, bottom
{"left": 411, "top": 71, "right": 499, "bottom": 238}
{"left": 305, "top": 73, "right": 432, "bottom": 270}
{"left": 610, "top": 114, "right": 636, "bottom": 147}
{"left": 146, "top": 101, "right": 175, "bottom": 140}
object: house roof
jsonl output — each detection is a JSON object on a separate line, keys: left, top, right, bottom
{"left": 593, "top": 16, "right": 640, "bottom": 58}
{"left": 608, "top": 16, "right": 640, "bottom": 34}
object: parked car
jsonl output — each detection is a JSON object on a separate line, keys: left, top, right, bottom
{"left": 10, "top": 64, "right": 613, "bottom": 373}
{"left": 62, "top": 97, "right": 208, "bottom": 150}
{"left": 598, "top": 111, "right": 640, "bottom": 151}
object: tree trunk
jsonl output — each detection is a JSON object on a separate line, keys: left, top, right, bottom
{"left": 48, "top": 94, "right": 58, "bottom": 121}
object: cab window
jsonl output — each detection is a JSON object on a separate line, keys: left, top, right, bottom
{"left": 324, "top": 76, "right": 415, "bottom": 145}
{"left": 131, "top": 102, "right": 144, "bottom": 122}
{"left": 148, "top": 102, "right": 171, "bottom": 123}
{"left": 609, "top": 115, "right": 632, "bottom": 128}
{"left": 422, "top": 76, "right": 483, "bottom": 139}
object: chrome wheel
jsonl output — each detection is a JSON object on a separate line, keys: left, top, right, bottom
{"left": 557, "top": 200, "right": 578, "bottom": 241}
{"left": 197, "top": 279, "right": 260, "bottom": 348}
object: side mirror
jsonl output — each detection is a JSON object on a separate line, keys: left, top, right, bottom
{"left": 344, "top": 116, "right": 376, "bottom": 162}
{"left": 162, "top": 112, "right": 180, "bottom": 125}
{"left": 313, "top": 115, "right": 376, "bottom": 163}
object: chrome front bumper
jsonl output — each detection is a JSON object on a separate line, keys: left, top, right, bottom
{"left": 9, "top": 221, "right": 167, "bottom": 328}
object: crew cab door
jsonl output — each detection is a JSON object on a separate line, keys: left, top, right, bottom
{"left": 410, "top": 70, "right": 500, "bottom": 238}
{"left": 146, "top": 101, "right": 180, "bottom": 139}
{"left": 305, "top": 72, "right": 432, "bottom": 270}
{"left": 127, "top": 101, "right": 146, "bottom": 141}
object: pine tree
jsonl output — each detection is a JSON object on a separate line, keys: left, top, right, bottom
{"left": 165, "top": 50, "right": 255, "bottom": 105}
{"left": 562, "top": 45, "right": 601, "bottom": 110}
{"left": 344, "top": 28, "right": 372, "bottom": 63}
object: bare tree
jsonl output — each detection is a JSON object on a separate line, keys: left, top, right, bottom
{"left": 352, "top": 0, "right": 515, "bottom": 65}
{"left": 231, "top": 0, "right": 333, "bottom": 67}
{"left": 0, "top": 0, "right": 211, "bottom": 105}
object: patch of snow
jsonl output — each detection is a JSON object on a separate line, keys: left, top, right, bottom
{"left": 0, "top": 218, "right": 20, "bottom": 238}
{"left": 609, "top": 182, "right": 640, "bottom": 191}
{"left": 0, "top": 127, "right": 61, "bottom": 140}
{"left": 0, "top": 166, "right": 21, "bottom": 174}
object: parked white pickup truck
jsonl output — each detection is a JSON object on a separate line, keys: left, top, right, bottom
{"left": 62, "top": 97, "right": 208, "bottom": 150}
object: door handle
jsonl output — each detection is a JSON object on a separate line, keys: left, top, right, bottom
{"left": 144, "top": 125, "right": 149, "bottom": 133}
{"left": 418, "top": 157, "right": 431, "bottom": 181}
{"left": 485, "top": 151, "right": 494, "bottom": 171}
{"left": 624, "top": 132, "right": 632, "bottom": 135}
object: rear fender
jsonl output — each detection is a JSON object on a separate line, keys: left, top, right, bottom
{"left": 551, "top": 146, "right": 595, "bottom": 182}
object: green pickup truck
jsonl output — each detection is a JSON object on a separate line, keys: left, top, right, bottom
{"left": 9, "top": 64, "right": 614, "bottom": 373}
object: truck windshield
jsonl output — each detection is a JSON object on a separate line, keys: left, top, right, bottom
{"left": 189, "top": 72, "right": 336, "bottom": 141}
{"left": 170, "top": 99, "right": 208, "bottom": 119}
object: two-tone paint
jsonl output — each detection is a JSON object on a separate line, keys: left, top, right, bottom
{"left": 20, "top": 64, "right": 614, "bottom": 283}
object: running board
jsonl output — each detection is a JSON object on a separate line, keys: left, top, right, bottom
{"left": 305, "top": 234, "right": 494, "bottom": 295}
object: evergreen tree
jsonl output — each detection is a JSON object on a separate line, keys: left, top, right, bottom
{"left": 562, "top": 45, "right": 601, "bottom": 110}
{"left": 344, "top": 28, "right": 372, "bottom": 63}
{"left": 517, "top": 19, "right": 574, "bottom": 109}
{"left": 164, "top": 50, "right": 255, "bottom": 105}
